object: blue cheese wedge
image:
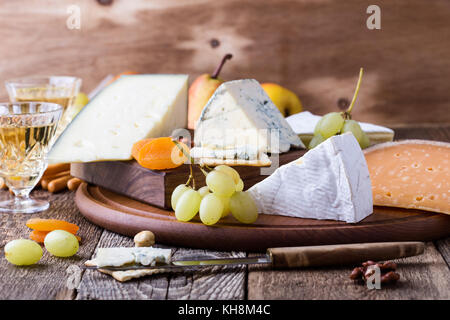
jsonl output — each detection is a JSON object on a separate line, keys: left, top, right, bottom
{"left": 193, "top": 79, "right": 304, "bottom": 166}
{"left": 286, "top": 111, "right": 394, "bottom": 146}
{"left": 89, "top": 247, "right": 172, "bottom": 268}
{"left": 248, "top": 133, "right": 373, "bottom": 223}
{"left": 48, "top": 74, "right": 188, "bottom": 163}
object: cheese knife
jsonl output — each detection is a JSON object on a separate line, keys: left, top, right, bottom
{"left": 83, "top": 241, "right": 425, "bottom": 271}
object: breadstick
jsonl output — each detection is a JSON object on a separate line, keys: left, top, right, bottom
{"left": 67, "top": 178, "right": 82, "bottom": 191}
{"left": 47, "top": 175, "right": 72, "bottom": 193}
{"left": 43, "top": 163, "right": 70, "bottom": 177}
{"left": 41, "top": 171, "right": 71, "bottom": 190}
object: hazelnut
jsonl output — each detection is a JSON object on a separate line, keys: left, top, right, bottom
{"left": 133, "top": 230, "right": 155, "bottom": 247}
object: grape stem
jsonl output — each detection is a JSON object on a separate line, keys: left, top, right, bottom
{"left": 343, "top": 68, "right": 363, "bottom": 119}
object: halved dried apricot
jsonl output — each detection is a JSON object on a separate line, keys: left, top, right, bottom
{"left": 29, "top": 230, "right": 81, "bottom": 243}
{"left": 131, "top": 138, "right": 154, "bottom": 160}
{"left": 26, "top": 218, "right": 79, "bottom": 235}
{"left": 136, "top": 137, "right": 189, "bottom": 170}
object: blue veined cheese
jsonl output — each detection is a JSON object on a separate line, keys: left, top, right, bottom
{"left": 193, "top": 79, "right": 304, "bottom": 165}
{"left": 92, "top": 247, "right": 172, "bottom": 267}
{"left": 48, "top": 74, "right": 188, "bottom": 163}
{"left": 286, "top": 111, "right": 394, "bottom": 146}
{"left": 248, "top": 133, "right": 373, "bottom": 223}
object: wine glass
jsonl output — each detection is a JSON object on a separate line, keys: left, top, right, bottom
{"left": 0, "top": 102, "right": 62, "bottom": 213}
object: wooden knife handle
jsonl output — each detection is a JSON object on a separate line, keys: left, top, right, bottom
{"left": 267, "top": 242, "right": 425, "bottom": 268}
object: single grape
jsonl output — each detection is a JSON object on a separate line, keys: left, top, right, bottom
{"left": 229, "top": 192, "right": 259, "bottom": 224}
{"left": 44, "top": 230, "right": 79, "bottom": 257}
{"left": 308, "top": 134, "right": 325, "bottom": 149}
{"left": 214, "top": 165, "right": 240, "bottom": 184}
{"left": 206, "top": 170, "right": 236, "bottom": 197}
{"left": 4, "top": 239, "right": 43, "bottom": 266}
{"left": 235, "top": 179, "right": 244, "bottom": 192}
{"left": 218, "top": 195, "right": 231, "bottom": 218}
{"left": 313, "top": 116, "right": 325, "bottom": 136}
{"left": 359, "top": 131, "right": 371, "bottom": 149}
{"left": 171, "top": 184, "right": 191, "bottom": 210}
{"left": 317, "top": 112, "right": 345, "bottom": 138}
{"left": 341, "top": 120, "right": 364, "bottom": 142}
{"left": 199, "top": 194, "right": 223, "bottom": 225}
{"left": 175, "top": 189, "right": 201, "bottom": 222}
{"left": 198, "top": 186, "right": 210, "bottom": 198}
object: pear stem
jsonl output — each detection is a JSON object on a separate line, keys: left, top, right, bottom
{"left": 211, "top": 54, "right": 233, "bottom": 79}
{"left": 345, "top": 68, "right": 364, "bottom": 116}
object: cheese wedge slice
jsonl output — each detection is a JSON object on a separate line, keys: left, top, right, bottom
{"left": 248, "top": 133, "right": 373, "bottom": 223}
{"left": 286, "top": 111, "right": 394, "bottom": 146}
{"left": 48, "top": 74, "right": 188, "bottom": 163}
{"left": 193, "top": 79, "right": 304, "bottom": 166}
{"left": 364, "top": 140, "right": 450, "bottom": 214}
{"left": 89, "top": 247, "right": 172, "bottom": 268}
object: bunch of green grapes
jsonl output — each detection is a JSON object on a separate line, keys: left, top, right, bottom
{"left": 309, "top": 68, "right": 370, "bottom": 150}
{"left": 171, "top": 165, "right": 258, "bottom": 226}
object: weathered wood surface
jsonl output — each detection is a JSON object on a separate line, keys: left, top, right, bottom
{"left": 1, "top": 0, "right": 450, "bottom": 125}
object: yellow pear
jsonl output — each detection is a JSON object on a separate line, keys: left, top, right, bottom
{"left": 261, "top": 83, "right": 303, "bottom": 117}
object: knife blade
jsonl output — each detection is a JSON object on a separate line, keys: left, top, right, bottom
{"left": 83, "top": 241, "right": 425, "bottom": 271}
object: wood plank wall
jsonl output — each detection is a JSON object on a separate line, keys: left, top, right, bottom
{"left": 0, "top": 0, "right": 449, "bottom": 125}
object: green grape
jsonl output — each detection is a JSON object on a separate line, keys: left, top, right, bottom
{"left": 235, "top": 178, "right": 244, "bottom": 192}
{"left": 218, "top": 195, "right": 231, "bottom": 218}
{"left": 214, "top": 165, "right": 240, "bottom": 184}
{"left": 4, "top": 239, "right": 43, "bottom": 266}
{"left": 359, "top": 131, "right": 371, "bottom": 149}
{"left": 341, "top": 120, "right": 364, "bottom": 142}
{"left": 199, "top": 194, "right": 223, "bottom": 225}
{"left": 198, "top": 186, "right": 210, "bottom": 198}
{"left": 171, "top": 184, "right": 191, "bottom": 210}
{"left": 206, "top": 170, "right": 236, "bottom": 197}
{"left": 317, "top": 112, "right": 345, "bottom": 138}
{"left": 175, "top": 189, "right": 201, "bottom": 222}
{"left": 44, "top": 230, "right": 79, "bottom": 257}
{"left": 313, "top": 116, "right": 325, "bottom": 136}
{"left": 308, "top": 134, "right": 326, "bottom": 149}
{"left": 230, "top": 192, "right": 259, "bottom": 224}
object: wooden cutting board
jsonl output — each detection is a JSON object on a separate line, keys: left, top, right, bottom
{"left": 75, "top": 183, "right": 450, "bottom": 252}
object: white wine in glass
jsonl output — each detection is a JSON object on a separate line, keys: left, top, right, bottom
{"left": 0, "top": 102, "right": 62, "bottom": 213}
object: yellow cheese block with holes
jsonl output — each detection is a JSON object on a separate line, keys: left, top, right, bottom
{"left": 364, "top": 140, "right": 450, "bottom": 215}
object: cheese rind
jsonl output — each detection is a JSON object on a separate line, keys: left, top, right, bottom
{"left": 248, "top": 133, "right": 373, "bottom": 223}
{"left": 286, "top": 111, "right": 394, "bottom": 146}
{"left": 193, "top": 79, "right": 304, "bottom": 165}
{"left": 364, "top": 139, "right": 450, "bottom": 214}
{"left": 48, "top": 74, "right": 188, "bottom": 163}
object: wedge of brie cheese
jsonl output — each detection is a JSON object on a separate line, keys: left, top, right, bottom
{"left": 90, "top": 247, "right": 172, "bottom": 268}
{"left": 248, "top": 133, "right": 373, "bottom": 223}
{"left": 192, "top": 79, "right": 304, "bottom": 166}
{"left": 286, "top": 111, "right": 394, "bottom": 146}
{"left": 48, "top": 74, "right": 188, "bottom": 163}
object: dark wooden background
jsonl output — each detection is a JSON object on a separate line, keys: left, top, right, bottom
{"left": 0, "top": 0, "right": 449, "bottom": 125}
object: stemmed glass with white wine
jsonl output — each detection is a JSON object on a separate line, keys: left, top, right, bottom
{"left": 0, "top": 102, "right": 62, "bottom": 213}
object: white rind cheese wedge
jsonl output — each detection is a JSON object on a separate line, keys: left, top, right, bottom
{"left": 48, "top": 74, "right": 188, "bottom": 163}
{"left": 88, "top": 247, "right": 172, "bottom": 268}
{"left": 286, "top": 111, "right": 394, "bottom": 146}
{"left": 248, "top": 133, "right": 373, "bottom": 223}
{"left": 193, "top": 79, "right": 304, "bottom": 166}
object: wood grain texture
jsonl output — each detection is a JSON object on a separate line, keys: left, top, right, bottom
{"left": 248, "top": 242, "right": 450, "bottom": 300}
{"left": 76, "top": 230, "right": 246, "bottom": 300}
{"left": 0, "top": 0, "right": 449, "bottom": 125}
{"left": 0, "top": 190, "right": 103, "bottom": 300}
{"left": 71, "top": 150, "right": 306, "bottom": 208}
{"left": 75, "top": 184, "right": 450, "bottom": 252}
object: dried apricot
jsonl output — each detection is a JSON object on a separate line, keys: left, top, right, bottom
{"left": 30, "top": 230, "right": 81, "bottom": 243}
{"left": 131, "top": 138, "right": 154, "bottom": 160}
{"left": 26, "top": 218, "right": 79, "bottom": 235}
{"left": 136, "top": 137, "right": 189, "bottom": 170}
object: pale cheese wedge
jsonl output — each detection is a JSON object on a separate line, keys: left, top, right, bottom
{"left": 364, "top": 140, "right": 450, "bottom": 214}
{"left": 48, "top": 74, "right": 188, "bottom": 163}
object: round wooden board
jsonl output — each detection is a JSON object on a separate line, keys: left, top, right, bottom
{"left": 76, "top": 183, "right": 450, "bottom": 252}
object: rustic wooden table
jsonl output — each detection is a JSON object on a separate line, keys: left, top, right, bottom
{"left": 0, "top": 126, "right": 449, "bottom": 300}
